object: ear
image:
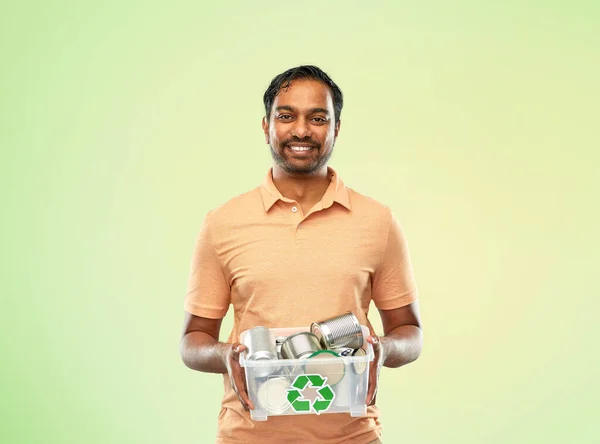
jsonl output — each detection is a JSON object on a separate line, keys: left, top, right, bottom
{"left": 262, "top": 116, "right": 270, "bottom": 144}
{"left": 334, "top": 119, "right": 341, "bottom": 140}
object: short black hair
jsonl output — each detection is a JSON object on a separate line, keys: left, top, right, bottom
{"left": 263, "top": 65, "right": 343, "bottom": 123}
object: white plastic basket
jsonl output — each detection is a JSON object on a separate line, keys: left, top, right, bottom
{"left": 239, "top": 325, "right": 374, "bottom": 421}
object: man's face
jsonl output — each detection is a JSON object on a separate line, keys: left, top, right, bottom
{"left": 262, "top": 79, "right": 340, "bottom": 175}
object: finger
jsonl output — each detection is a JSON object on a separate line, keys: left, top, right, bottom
{"left": 366, "top": 386, "right": 374, "bottom": 405}
{"left": 238, "top": 368, "right": 255, "bottom": 410}
{"left": 230, "top": 343, "right": 247, "bottom": 358}
{"left": 369, "top": 390, "right": 378, "bottom": 406}
{"left": 236, "top": 367, "right": 254, "bottom": 410}
{"left": 231, "top": 369, "right": 249, "bottom": 410}
{"left": 230, "top": 347, "right": 254, "bottom": 411}
{"left": 366, "top": 363, "right": 377, "bottom": 404}
{"left": 366, "top": 381, "right": 376, "bottom": 404}
{"left": 366, "top": 335, "right": 381, "bottom": 351}
{"left": 238, "top": 395, "right": 249, "bottom": 411}
{"left": 235, "top": 392, "right": 249, "bottom": 411}
{"left": 233, "top": 372, "right": 254, "bottom": 410}
{"left": 367, "top": 372, "right": 378, "bottom": 406}
{"left": 228, "top": 343, "right": 252, "bottom": 410}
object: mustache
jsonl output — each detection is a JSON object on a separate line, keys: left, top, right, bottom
{"left": 280, "top": 137, "right": 320, "bottom": 148}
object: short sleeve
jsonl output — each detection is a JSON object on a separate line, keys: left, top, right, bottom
{"left": 371, "top": 210, "right": 419, "bottom": 310}
{"left": 184, "top": 213, "right": 231, "bottom": 319}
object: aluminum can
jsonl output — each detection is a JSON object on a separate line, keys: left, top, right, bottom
{"left": 256, "top": 376, "right": 292, "bottom": 414}
{"left": 333, "top": 347, "right": 356, "bottom": 357}
{"left": 242, "top": 326, "right": 278, "bottom": 377}
{"left": 275, "top": 336, "right": 287, "bottom": 360}
{"left": 280, "top": 332, "right": 322, "bottom": 360}
{"left": 351, "top": 348, "right": 368, "bottom": 375}
{"left": 311, "top": 311, "right": 364, "bottom": 350}
{"left": 304, "top": 350, "right": 345, "bottom": 385}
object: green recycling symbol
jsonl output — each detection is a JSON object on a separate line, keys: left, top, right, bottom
{"left": 286, "top": 374, "right": 336, "bottom": 414}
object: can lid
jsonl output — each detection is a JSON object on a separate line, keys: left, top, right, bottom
{"left": 310, "top": 322, "right": 332, "bottom": 349}
{"left": 351, "top": 348, "right": 367, "bottom": 375}
{"left": 256, "top": 377, "right": 291, "bottom": 414}
{"left": 304, "top": 350, "right": 345, "bottom": 385}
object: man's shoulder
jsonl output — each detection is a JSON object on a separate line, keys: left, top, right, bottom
{"left": 204, "top": 186, "right": 262, "bottom": 224}
{"left": 346, "top": 187, "right": 393, "bottom": 221}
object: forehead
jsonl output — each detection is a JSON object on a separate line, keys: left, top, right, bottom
{"left": 273, "top": 79, "right": 334, "bottom": 112}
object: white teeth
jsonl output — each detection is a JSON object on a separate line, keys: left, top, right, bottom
{"left": 289, "top": 146, "right": 312, "bottom": 151}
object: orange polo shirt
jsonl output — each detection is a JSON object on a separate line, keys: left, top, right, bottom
{"left": 184, "top": 166, "right": 418, "bottom": 444}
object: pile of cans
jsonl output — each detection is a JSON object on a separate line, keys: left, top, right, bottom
{"left": 240, "top": 312, "right": 371, "bottom": 419}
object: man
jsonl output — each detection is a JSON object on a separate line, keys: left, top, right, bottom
{"left": 180, "top": 65, "right": 423, "bottom": 444}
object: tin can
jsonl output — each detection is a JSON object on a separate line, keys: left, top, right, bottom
{"left": 311, "top": 312, "right": 364, "bottom": 350}
{"left": 242, "top": 326, "right": 278, "bottom": 377}
{"left": 304, "top": 350, "right": 345, "bottom": 385}
{"left": 280, "top": 332, "right": 322, "bottom": 360}
{"left": 275, "top": 336, "right": 287, "bottom": 360}
{"left": 351, "top": 348, "right": 368, "bottom": 375}
{"left": 256, "top": 376, "right": 292, "bottom": 414}
{"left": 333, "top": 347, "right": 356, "bottom": 357}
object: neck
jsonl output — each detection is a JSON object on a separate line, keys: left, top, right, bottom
{"left": 271, "top": 165, "right": 331, "bottom": 204}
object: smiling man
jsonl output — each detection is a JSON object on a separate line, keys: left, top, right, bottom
{"left": 180, "top": 65, "right": 423, "bottom": 444}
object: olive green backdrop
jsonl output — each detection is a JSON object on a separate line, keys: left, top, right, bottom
{"left": 2, "top": 1, "right": 598, "bottom": 443}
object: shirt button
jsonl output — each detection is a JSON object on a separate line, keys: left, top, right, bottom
{"left": 292, "top": 206, "right": 298, "bottom": 213}
{"left": 298, "top": 224, "right": 302, "bottom": 229}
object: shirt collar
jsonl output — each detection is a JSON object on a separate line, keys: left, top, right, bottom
{"left": 260, "top": 166, "right": 352, "bottom": 212}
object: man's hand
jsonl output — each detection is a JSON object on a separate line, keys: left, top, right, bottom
{"left": 364, "top": 302, "right": 424, "bottom": 406}
{"left": 365, "top": 334, "right": 384, "bottom": 406}
{"left": 225, "top": 342, "right": 255, "bottom": 411}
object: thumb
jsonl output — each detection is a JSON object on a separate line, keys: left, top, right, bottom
{"left": 366, "top": 335, "right": 380, "bottom": 345}
{"left": 231, "top": 343, "right": 246, "bottom": 357}
{"left": 366, "top": 335, "right": 382, "bottom": 351}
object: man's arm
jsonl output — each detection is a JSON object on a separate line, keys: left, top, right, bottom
{"left": 180, "top": 311, "right": 254, "bottom": 410}
{"left": 180, "top": 311, "right": 229, "bottom": 373}
{"left": 365, "top": 300, "right": 422, "bottom": 405}
{"left": 378, "top": 299, "right": 423, "bottom": 368}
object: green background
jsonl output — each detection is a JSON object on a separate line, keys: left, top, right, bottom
{"left": 2, "top": 1, "right": 599, "bottom": 443}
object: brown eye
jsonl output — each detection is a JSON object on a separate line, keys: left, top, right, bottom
{"left": 278, "top": 115, "right": 292, "bottom": 120}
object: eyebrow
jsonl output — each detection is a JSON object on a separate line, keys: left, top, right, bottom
{"left": 275, "top": 105, "right": 330, "bottom": 115}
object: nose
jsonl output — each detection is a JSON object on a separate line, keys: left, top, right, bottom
{"left": 291, "top": 117, "right": 311, "bottom": 139}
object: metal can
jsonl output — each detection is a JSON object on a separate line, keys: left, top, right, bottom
{"left": 304, "top": 350, "right": 345, "bottom": 385}
{"left": 311, "top": 312, "right": 364, "bottom": 350}
{"left": 333, "top": 347, "right": 356, "bottom": 357}
{"left": 242, "top": 326, "right": 278, "bottom": 377}
{"left": 351, "top": 348, "right": 368, "bottom": 375}
{"left": 280, "top": 332, "right": 322, "bottom": 360}
{"left": 275, "top": 336, "right": 287, "bottom": 360}
{"left": 256, "top": 376, "right": 292, "bottom": 414}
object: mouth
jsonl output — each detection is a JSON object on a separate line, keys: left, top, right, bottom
{"left": 286, "top": 144, "right": 316, "bottom": 155}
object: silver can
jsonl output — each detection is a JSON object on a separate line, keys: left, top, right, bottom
{"left": 311, "top": 311, "right": 364, "bottom": 350}
{"left": 242, "top": 326, "right": 278, "bottom": 377}
{"left": 256, "top": 376, "right": 292, "bottom": 414}
{"left": 275, "top": 336, "right": 287, "bottom": 360}
{"left": 333, "top": 347, "right": 356, "bottom": 357}
{"left": 280, "top": 332, "right": 322, "bottom": 360}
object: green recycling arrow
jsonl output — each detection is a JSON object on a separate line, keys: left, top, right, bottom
{"left": 313, "top": 385, "right": 335, "bottom": 414}
{"left": 287, "top": 374, "right": 336, "bottom": 414}
{"left": 292, "top": 375, "right": 310, "bottom": 390}
{"left": 308, "top": 374, "right": 326, "bottom": 386}
{"left": 287, "top": 389, "right": 301, "bottom": 403}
